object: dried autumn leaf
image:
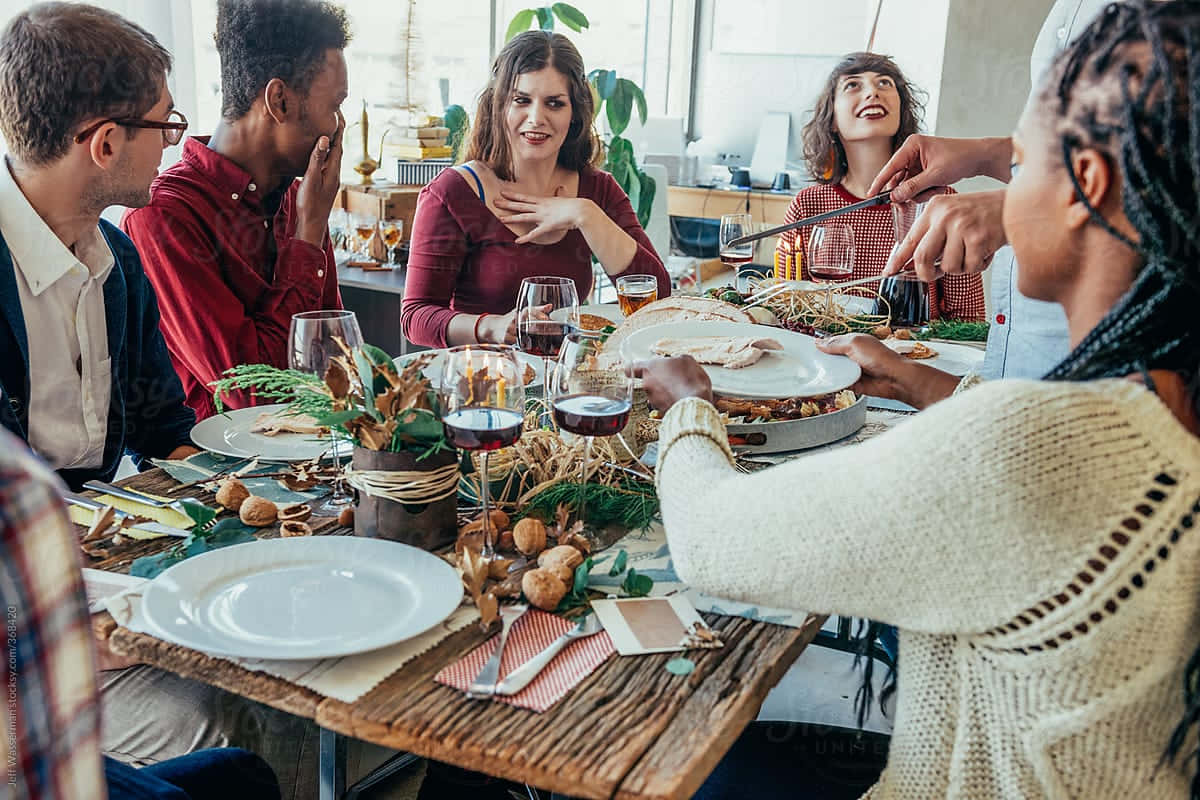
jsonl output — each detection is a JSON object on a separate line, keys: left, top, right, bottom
{"left": 460, "top": 547, "right": 488, "bottom": 600}
{"left": 279, "top": 474, "right": 319, "bottom": 492}
{"left": 477, "top": 592, "right": 499, "bottom": 630}
{"left": 324, "top": 360, "right": 351, "bottom": 400}
{"left": 554, "top": 503, "right": 570, "bottom": 536}
{"left": 85, "top": 505, "right": 117, "bottom": 542}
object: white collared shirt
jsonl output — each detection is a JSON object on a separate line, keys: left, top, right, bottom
{"left": 0, "top": 157, "right": 114, "bottom": 469}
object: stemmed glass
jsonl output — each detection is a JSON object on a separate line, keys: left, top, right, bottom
{"left": 440, "top": 345, "right": 526, "bottom": 560}
{"left": 719, "top": 213, "right": 754, "bottom": 291}
{"left": 551, "top": 331, "right": 633, "bottom": 526}
{"left": 516, "top": 276, "right": 580, "bottom": 399}
{"left": 806, "top": 224, "right": 855, "bottom": 281}
{"left": 380, "top": 218, "right": 403, "bottom": 265}
{"left": 875, "top": 201, "right": 932, "bottom": 327}
{"left": 328, "top": 208, "right": 350, "bottom": 255}
{"left": 289, "top": 310, "right": 364, "bottom": 515}
{"left": 352, "top": 213, "right": 377, "bottom": 261}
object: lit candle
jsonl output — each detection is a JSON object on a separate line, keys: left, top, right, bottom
{"left": 497, "top": 376, "right": 507, "bottom": 409}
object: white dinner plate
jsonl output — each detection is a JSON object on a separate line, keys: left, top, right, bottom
{"left": 191, "top": 404, "right": 331, "bottom": 462}
{"left": 394, "top": 349, "right": 543, "bottom": 390}
{"left": 140, "top": 537, "right": 462, "bottom": 660}
{"left": 621, "top": 321, "right": 861, "bottom": 399}
{"left": 883, "top": 339, "right": 984, "bottom": 377}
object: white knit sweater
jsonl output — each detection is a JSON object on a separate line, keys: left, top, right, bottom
{"left": 656, "top": 379, "right": 1200, "bottom": 799}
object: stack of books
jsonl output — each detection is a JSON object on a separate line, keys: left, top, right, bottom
{"left": 384, "top": 117, "right": 453, "bottom": 161}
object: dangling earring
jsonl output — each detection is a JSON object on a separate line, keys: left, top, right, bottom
{"left": 822, "top": 145, "right": 836, "bottom": 180}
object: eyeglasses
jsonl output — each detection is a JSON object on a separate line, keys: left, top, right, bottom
{"left": 73, "top": 109, "right": 189, "bottom": 146}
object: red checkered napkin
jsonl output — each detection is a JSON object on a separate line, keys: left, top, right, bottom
{"left": 435, "top": 609, "right": 615, "bottom": 712}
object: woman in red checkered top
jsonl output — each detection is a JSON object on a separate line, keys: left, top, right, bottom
{"left": 776, "top": 53, "right": 986, "bottom": 321}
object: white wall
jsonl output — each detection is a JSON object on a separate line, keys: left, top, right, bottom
{"left": 690, "top": 0, "right": 951, "bottom": 178}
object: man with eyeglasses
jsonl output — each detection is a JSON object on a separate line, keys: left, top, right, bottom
{"left": 122, "top": 0, "right": 349, "bottom": 422}
{"left": 0, "top": 6, "right": 324, "bottom": 799}
{"left": 0, "top": 2, "right": 198, "bottom": 489}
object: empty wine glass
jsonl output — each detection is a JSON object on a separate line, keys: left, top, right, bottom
{"left": 516, "top": 276, "right": 580, "bottom": 399}
{"left": 719, "top": 213, "right": 754, "bottom": 291}
{"left": 328, "top": 208, "right": 350, "bottom": 254}
{"left": 806, "top": 224, "right": 855, "bottom": 281}
{"left": 289, "top": 310, "right": 364, "bottom": 515}
{"left": 440, "top": 345, "right": 525, "bottom": 560}
{"left": 551, "top": 331, "right": 633, "bottom": 527}
{"left": 380, "top": 218, "right": 403, "bottom": 265}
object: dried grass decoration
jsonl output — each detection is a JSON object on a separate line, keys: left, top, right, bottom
{"left": 463, "top": 397, "right": 660, "bottom": 532}
{"left": 210, "top": 344, "right": 459, "bottom": 506}
{"left": 753, "top": 277, "right": 891, "bottom": 335}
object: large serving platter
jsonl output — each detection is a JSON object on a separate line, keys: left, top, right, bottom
{"left": 190, "top": 403, "right": 331, "bottom": 462}
{"left": 619, "top": 320, "right": 861, "bottom": 399}
{"left": 725, "top": 395, "right": 868, "bottom": 454}
{"left": 140, "top": 537, "right": 462, "bottom": 660}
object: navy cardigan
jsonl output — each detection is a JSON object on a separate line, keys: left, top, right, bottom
{"left": 0, "top": 220, "right": 195, "bottom": 489}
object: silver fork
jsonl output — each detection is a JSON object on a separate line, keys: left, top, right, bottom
{"left": 493, "top": 613, "right": 604, "bottom": 696}
{"left": 467, "top": 603, "right": 529, "bottom": 699}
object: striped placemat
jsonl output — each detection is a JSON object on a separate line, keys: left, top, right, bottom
{"left": 435, "top": 609, "right": 615, "bottom": 712}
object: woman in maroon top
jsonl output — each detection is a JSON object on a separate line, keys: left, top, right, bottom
{"left": 402, "top": 31, "right": 670, "bottom": 348}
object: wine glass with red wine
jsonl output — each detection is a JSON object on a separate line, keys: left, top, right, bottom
{"left": 516, "top": 276, "right": 580, "bottom": 399}
{"left": 719, "top": 213, "right": 754, "bottom": 292}
{"left": 440, "top": 344, "right": 525, "bottom": 560}
{"left": 551, "top": 331, "right": 633, "bottom": 525}
{"left": 806, "top": 224, "right": 855, "bottom": 281}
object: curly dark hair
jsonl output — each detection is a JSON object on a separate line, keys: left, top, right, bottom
{"left": 801, "top": 52, "right": 925, "bottom": 185}
{"left": 215, "top": 0, "right": 351, "bottom": 122}
{"left": 466, "top": 30, "right": 602, "bottom": 182}
{"left": 0, "top": 2, "right": 171, "bottom": 166}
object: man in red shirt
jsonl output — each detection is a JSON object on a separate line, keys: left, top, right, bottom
{"left": 123, "top": 0, "right": 349, "bottom": 420}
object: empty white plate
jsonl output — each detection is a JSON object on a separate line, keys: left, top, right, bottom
{"left": 140, "top": 537, "right": 462, "bottom": 660}
{"left": 620, "top": 320, "right": 861, "bottom": 399}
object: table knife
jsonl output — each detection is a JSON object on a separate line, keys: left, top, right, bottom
{"left": 83, "top": 479, "right": 190, "bottom": 518}
{"left": 724, "top": 191, "right": 891, "bottom": 248}
{"left": 63, "top": 492, "right": 192, "bottom": 539}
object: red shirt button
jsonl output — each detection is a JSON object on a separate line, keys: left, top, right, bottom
{"left": 996, "top": 314, "right": 1006, "bottom": 325}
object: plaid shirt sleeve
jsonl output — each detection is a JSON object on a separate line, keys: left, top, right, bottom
{"left": 0, "top": 431, "right": 104, "bottom": 799}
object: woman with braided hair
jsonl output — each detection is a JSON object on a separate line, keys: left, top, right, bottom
{"left": 636, "top": 2, "right": 1200, "bottom": 797}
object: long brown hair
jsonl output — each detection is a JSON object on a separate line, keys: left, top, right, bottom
{"left": 466, "top": 30, "right": 602, "bottom": 181}
{"left": 801, "top": 52, "right": 925, "bottom": 185}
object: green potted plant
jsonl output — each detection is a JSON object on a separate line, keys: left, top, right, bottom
{"left": 211, "top": 346, "right": 460, "bottom": 549}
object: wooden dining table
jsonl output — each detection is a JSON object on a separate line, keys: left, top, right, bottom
{"left": 86, "top": 467, "right": 824, "bottom": 800}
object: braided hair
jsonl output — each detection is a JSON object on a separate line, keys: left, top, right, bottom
{"left": 1035, "top": 1, "right": 1200, "bottom": 788}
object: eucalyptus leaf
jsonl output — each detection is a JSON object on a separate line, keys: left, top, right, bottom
{"left": 130, "top": 550, "right": 185, "bottom": 579}
{"left": 665, "top": 657, "right": 695, "bottom": 676}
{"left": 184, "top": 537, "right": 210, "bottom": 558}
{"left": 179, "top": 498, "right": 216, "bottom": 528}
{"left": 316, "top": 409, "right": 365, "bottom": 428}
{"left": 535, "top": 6, "right": 554, "bottom": 30}
{"left": 572, "top": 557, "right": 594, "bottom": 595}
{"left": 204, "top": 525, "right": 257, "bottom": 549}
{"left": 551, "top": 3, "right": 588, "bottom": 31}
{"left": 353, "top": 350, "right": 381, "bottom": 421}
{"left": 608, "top": 549, "right": 628, "bottom": 576}
{"left": 505, "top": 8, "right": 535, "bottom": 41}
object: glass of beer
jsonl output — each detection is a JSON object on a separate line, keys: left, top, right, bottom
{"left": 380, "top": 218, "right": 403, "bottom": 265}
{"left": 616, "top": 274, "right": 658, "bottom": 316}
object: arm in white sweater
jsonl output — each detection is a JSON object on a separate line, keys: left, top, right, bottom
{"left": 655, "top": 380, "right": 1168, "bottom": 635}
